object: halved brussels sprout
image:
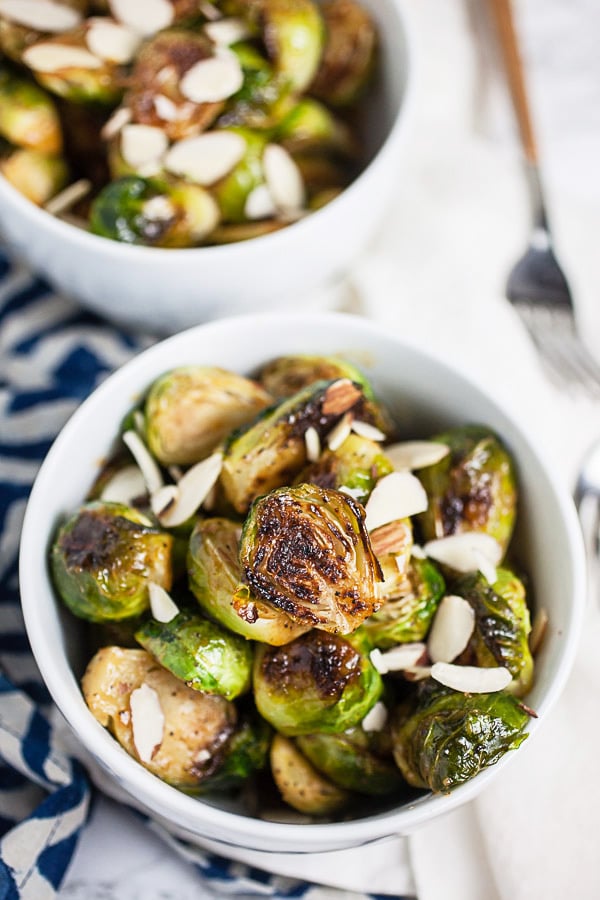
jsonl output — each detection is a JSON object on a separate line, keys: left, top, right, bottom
{"left": 391, "top": 683, "right": 530, "bottom": 792}
{"left": 82, "top": 646, "right": 236, "bottom": 790}
{"left": 145, "top": 365, "right": 272, "bottom": 466}
{"left": 240, "top": 483, "right": 382, "bottom": 633}
{"left": 417, "top": 425, "right": 517, "bottom": 555}
{"left": 258, "top": 354, "right": 376, "bottom": 401}
{"left": 253, "top": 629, "right": 382, "bottom": 735}
{"left": 51, "top": 501, "right": 173, "bottom": 622}
{"left": 135, "top": 609, "right": 253, "bottom": 701}
{"left": 90, "top": 176, "right": 220, "bottom": 247}
{"left": 220, "top": 378, "right": 372, "bottom": 514}
{"left": 212, "top": 127, "right": 268, "bottom": 223}
{"left": 0, "top": 147, "right": 68, "bottom": 205}
{"left": 275, "top": 98, "right": 356, "bottom": 158}
{"left": 270, "top": 733, "right": 349, "bottom": 816}
{"left": 310, "top": 0, "right": 377, "bottom": 107}
{"left": 188, "top": 517, "right": 309, "bottom": 645}
{"left": 297, "top": 433, "right": 393, "bottom": 506}
{"left": 363, "top": 556, "right": 445, "bottom": 648}
{"left": 201, "top": 709, "right": 271, "bottom": 793}
{"left": 296, "top": 726, "right": 405, "bottom": 796}
{"left": 454, "top": 568, "right": 534, "bottom": 697}
{"left": 220, "top": 42, "right": 290, "bottom": 130}
{"left": 0, "top": 67, "right": 63, "bottom": 153}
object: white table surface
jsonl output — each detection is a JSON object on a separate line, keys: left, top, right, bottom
{"left": 60, "top": 0, "right": 600, "bottom": 896}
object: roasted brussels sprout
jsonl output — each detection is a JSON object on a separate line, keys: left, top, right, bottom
{"left": 219, "top": 41, "right": 289, "bottom": 130}
{"left": 391, "top": 684, "right": 530, "bottom": 793}
{"left": 188, "top": 517, "right": 309, "bottom": 645}
{"left": 310, "top": 0, "right": 377, "bottom": 107}
{"left": 454, "top": 569, "right": 534, "bottom": 696}
{"left": 212, "top": 127, "right": 269, "bottom": 222}
{"left": 145, "top": 365, "right": 271, "bottom": 466}
{"left": 363, "top": 557, "right": 445, "bottom": 648}
{"left": 253, "top": 629, "right": 382, "bottom": 735}
{"left": 257, "top": 353, "right": 376, "bottom": 401}
{"left": 417, "top": 425, "right": 517, "bottom": 554}
{"left": 135, "top": 609, "right": 253, "bottom": 701}
{"left": 240, "top": 483, "right": 382, "bottom": 633}
{"left": 82, "top": 646, "right": 236, "bottom": 790}
{"left": 297, "top": 433, "right": 393, "bottom": 505}
{"left": 270, "top": 733, "right": 349, "bottom": 815}
{"left": 0, "top": 146, "right": 67, "bottom": 205}
{"left": 275, "top": 98, "right": 355, "bottom": 158}
{"left": 0, "top": 66, "right": 63, "bottom": 153}
{"left": 51, "top": 501, "right": 173, "bottom": 622}
{"left": 89, "top": 176, "right": 220, "bottom": 247}
{"left": 201, "top": 709, "right": 271, "bottom": 792}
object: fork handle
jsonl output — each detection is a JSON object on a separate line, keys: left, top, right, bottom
{"left": 488, "top": 0, "right": 538, "bottom": 165}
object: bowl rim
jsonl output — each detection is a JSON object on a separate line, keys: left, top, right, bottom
{"left": 0, "top": 0, "right": 414, "bottom": 264}
{"left": 19, "top": 311, "right": 587, "bottom": 848}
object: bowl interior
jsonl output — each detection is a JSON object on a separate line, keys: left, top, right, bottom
{"left": 19, "top": 313, "right": 585, "bottom": 852}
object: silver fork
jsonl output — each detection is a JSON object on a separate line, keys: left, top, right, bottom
{"left": 489, "top": 0, "right": 600, "bottom": 398}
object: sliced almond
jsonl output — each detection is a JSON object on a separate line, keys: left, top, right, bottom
{"left": 529, "top": 607, "right": 549, "bottom": 656}
{"left": 263, "top": 144, "right": 305, "bottom": 214}
{"left": 101, "top": 106, "right": 131, "bottom": 141}
{"left": 86, "top": 18, "right": 141, "bottom": 64}
{"left": 130, "top": 683, "right": 165, "bottom": 763}
{"left": 361, "top": 701, "right": 387, "bottom": 732}
{"left": 351, "top": 420, "right": 386, "bottom": 442}
{"left": 148, "top": 582, "right": 179, "bottom": 623}
{"left": 109, "top": 0, "right": 174, "bottom": 37}
{"left": 370, "top": 520, "right": 411, "bottom": 557}
{"left": 164, "top": 131, "right": 246, "bottom": 186}
{"left": 23, "top": 43, "right": 103, "bottom": 72}
{"left": 0, "top": 0, "right": 81, "bottom": 32}
{"left": 100, "top": 464, "right": 147, "bottom": 505}
{"left": 153, "top": 93, "right": 179, "bottom": 122}
{"left": 245, "top": 183, "right": 276, "bottom": 221}
{"left": 44, "top": 178, "right": 91, "bottom": 217}
{"left": 338, "top": 485, "right": 363, "bottom": 502}
{"left": 473, "top": 549, "right": 497, "bottom": 586}
{"left": 122, "top": 429, "right": 164, "bottom": 495}
{"left": 121, "top": 124, "right": 168, "bottom": 170}
{"left": 205, "top": 17, "right": 251, "bottom": 46}
{"left": 180, "top": 52, "right": 244, "bottom": 104}
{"left": 326, "top": 412, "right": 353, "bottom": 451}
{"left": 431, "top": 662, "right": 512, "bottom": 693}
{"left": 370, "top": 643, "right": 427, "bottom": 674}
{"left": 427, "top": 594, "right": 475, "bottom": 663}
{"left": 423, "top": 533, "right": 503, "bottom": 574}
{"left": 403, "top": 665, "right": 433, "bottom": 682}
{"left": 411, "top": 544, "right": 426, "bottom": 559}
{"left": 150, "top": 483, "right": 179, "bottom": 518}
{"left": 143, "top": 195, "right": 176, "bottom": 223}
{"left": 385, "top": 441, "right": 450, "bottom": 471}
{"left": 322, "top": 379, "right": 361, "bottom": 416}
{"left": 157, "top": 452, "right": 223, "bottom": 528}
{"left": 199, "top": 1, "right": 221, "bottom": 20}
{"left": 304, "top": 426, "right": 320, "bottom": 463}
{"left": 365, "top": 471, "right": 428, "bottom": 532}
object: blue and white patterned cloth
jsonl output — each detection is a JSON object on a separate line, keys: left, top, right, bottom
{"left": 0, "top": 248, "right": 410, "bottom": 900}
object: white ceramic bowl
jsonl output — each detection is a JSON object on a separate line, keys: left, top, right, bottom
{"left": 20, "top": 313, "right": 585, "bottom": 853}
{"left": 0, "top": 0, "right": 412, "bottom": 334}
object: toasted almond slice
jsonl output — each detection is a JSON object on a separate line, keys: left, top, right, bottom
{"left": 157, "top": 452, "right": 223, "bottom": 528}
{"left": 44, "top": 178, "right": 91, "bottom": 217}
{"left": 153, "top": 93, "right": 179, "bottom": 122}
{"left": 143, "top": 195, "right": 176, "bottom": 223}
{"left": 101, "top": 106, "right": 131, "bottom": 141}
{"left": 23, "top": 42, "right": 103, "bottom": 72}
{"left": 370, "top": 520, "right": 410, "bottom": 557}
{"left": 423, "top": 533, "right": 503, "bottom": 574}
{"left": 431, "top": 662, "right": 512, "bottom": 693}
{"left": 365, "top": 471, "right": 428, "bottom": 532}
{"left": 338, "top": 485, "right": 363, "bottom": 501}
{"left": 150, "top": 484, "right": 179, "bottom": 518}
{"left": 180, "top": 52, "right": 244, "bottom": 103}
{"left": 304, "top": 426, "right": 320, "bottom": 463}
{"left": 473, "top": 549, "right": 497, "bottom": 586}
{"left": 245, "top": 183, "right": 276, "bottom": 221}
{"left": 0, "top": 0, "right": 81, "bottom": 32}
{"left": 130, "top": 683, "right": 165, "bottom": 763}
{"left": 86, "top": 18, "right": 141, "bottom": 64}
{"left": 100, "top": 464, "right": 147, "bottom": 505}
{"left": 529, "top": 607, "right": 549, "bottom": 655}
{"left": 122, "top": 430, "right": 164, "bottom": 495}
{"left": 403, "top": 665, "right": 433, "bottom": 682}
{"left": 205, "top": 17, "right": 251, "bottom": 46}
{"left": 427, "top": 594, "right": 475, "bottom": 663}
{"left": 385, "top": 441, "right": 450, "bottom": 471}
{"left": 326, "top": 412, "right": 353, "bottom": 451}
{"left": 164, "top": 131, "right": 246, "bottom": 186}
{"left": 121, "top": 124, "right": 168, "bottom": 170}
{"left": 109, "top": 0, "right": 174, "bottom": 37}
{"left": 351, "top": 420, "right": 386, "bottom": 442}
{"left": 361, "top": 701, "right": 387, "bottom": 732}
{"left": 411, "top": 544, "right": 426, "bottom": 559}
{"left": 370, "top": 643, "right": 427, "bottom": 674}
{"left": 322, "top": 379, "right": 361, "bottom": 416}
{"left": 148, "top": 582, "right": 179, "bottom": 623}
{"left": 263, "top": 144, "right": 305, "bottom": 214}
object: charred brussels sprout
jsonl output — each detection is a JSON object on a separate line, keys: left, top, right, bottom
{"left": 310, "top": 0, "right": 377, "bottom": 107}
{"left": 0, "top": 67, "right": 63, "bottom": 154}
{"left": 89, "top": 176, "right": 220, "bottom": 247}
{"left": 188, "top": 517, "right": 309, "bottom": 645}
{"left": 257, "top": 353, "right": 376, "bottom": 401}
{"left": 391, "top": 684, "right": 529, "bottom": 793}
{"left": 270, "top": 733, "right": 349, "bottom": 815}
{"left": 298, "top": 433, "right": 393, "bottom": 507}
{"left": 201, "top": 710, "right": 271, "bottom": 792}
{"left": 417, "top": 425, "right": 517, "bottom": 554}
{"left": 240, "top": 483, "right": 382, "bottom": 633}
{"left": 363, "top": 557, "right": 445, "bottom": 648}
{"left": 253, "top": 629, "right": 382, "bottom": 735}
{"left": 145, "top": 365, "right": 271, "bottom": 466}
{"left": 135, "top": 610, "right": 253, "bottom": 701}
{"left": 454, "top": 569, "right": 534, "bottom": 696}
{"left": 51, "top": 501, "right": 173, "bottom": 623}
{"left": 0, "top": 147, "right": 67, "bottom": 205}
{"left": 82, "top": 646, "right": 236, "bottom": 790}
